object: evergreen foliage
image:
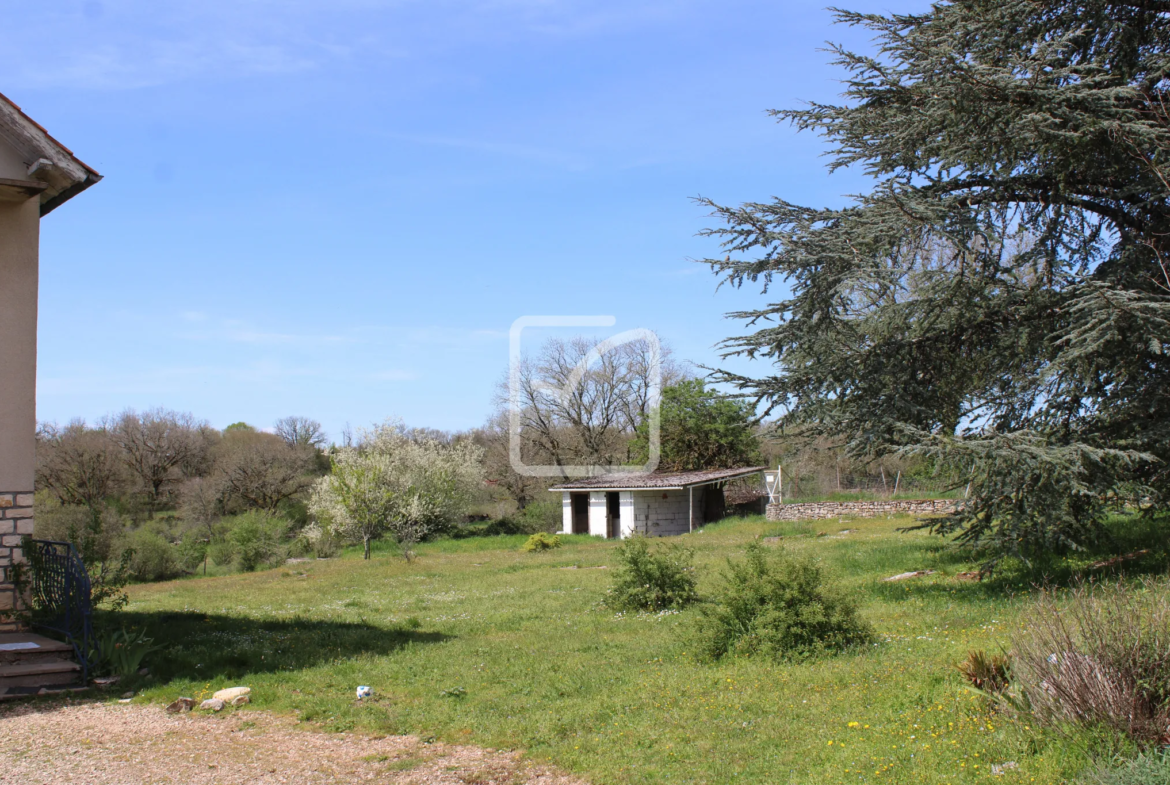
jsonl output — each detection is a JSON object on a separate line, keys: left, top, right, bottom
{"left": 633, "top": 379, "right": 761, "bottom": 471}
{"left": 693, "top": 543, "right": 871, "bottom": 661}
{"left": 605, "top": 535, "right": 699, "bottom": 612}
{"left": 703, "top": 0, "right": 1170, "bottom": 558}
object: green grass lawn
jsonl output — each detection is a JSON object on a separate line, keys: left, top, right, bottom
{"left": 114, "top": 514, "right": 1170, "bottom": 784}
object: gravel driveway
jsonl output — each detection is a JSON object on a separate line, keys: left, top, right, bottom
{"left": 0, "top": 700, "right": 586, "bottom": 785}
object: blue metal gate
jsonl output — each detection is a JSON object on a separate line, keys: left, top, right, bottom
{"left": 27, "top": 539, "right": 93, "bottom": 684}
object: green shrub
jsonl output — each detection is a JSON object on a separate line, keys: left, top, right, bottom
{"left": 694, "top": 543, "right": 871, "bottom": 661}
{"left": 32, "top": 492, "right": 132, "bottom": 608}
{"left": 517, "top": 498, "right": 562, "bottom": 533}
{"left": 126, "top": 528, "right": 180, "bottom": 582}
{"left": 175, "top": 531, "right": 209, "bottom": 572}
{"left": 605, "top": 535, "right": 699, "bottom": 612}
{"left": 1081, "top": 752, "right": 1170, "bottom": 785}
{"left": 521, "top": 532, "right": 561, "bottom": 552}
{"left": 226, "top": 511, "right": 290, "bottom": 572}
{"left": 207, "top": 538, "right": 236, "bottom": 567}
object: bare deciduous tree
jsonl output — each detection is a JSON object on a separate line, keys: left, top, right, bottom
{"left": 274, "top": 416, "right": 328, "bottom": 449}
{"left": 214, "top": 430, "right": 316, "bottom": 513}
{"left": 472, "top": 412, "right": 546, "bottom": 510}
{"left": 106, "top": 408, "right": 205, "bottom": 513}
{"left": 36, "top": 419, "right": 126, "bottom": 515}
{"left": 498, "top": 334, "right": 685, "bottom": 478}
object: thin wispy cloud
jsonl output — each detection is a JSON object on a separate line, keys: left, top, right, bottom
{"left": 176, "top": 318, "right": 349, "bottom": 347}
{"left": 386, "top": 133, "right": 588, "bottom": 170}
{"left": 0, "top": 0, "right": 702, "bottom": 90}
{"left": 39, "top": 360, "right": 324, "bottom": 397}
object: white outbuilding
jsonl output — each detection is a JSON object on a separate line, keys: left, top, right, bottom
{"left": 549, "top": 466, "right": 766, "bottom": 539}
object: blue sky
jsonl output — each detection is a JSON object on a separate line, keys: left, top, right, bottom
{"left": 4, "top": 0, "right": 907, "bottom": 439}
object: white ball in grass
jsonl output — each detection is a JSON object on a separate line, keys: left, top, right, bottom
{"left": 356, "top": 685, "right": 373, "bottom": 699}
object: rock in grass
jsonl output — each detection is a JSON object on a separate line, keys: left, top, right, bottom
{"left": 229, "top": 694, "right": 251, "bottom": 707}
{"left": 166, "top": 697, "right": 195, "bottom": 713}
{"left": 213, "top": 686, "right": 251, "bottom": 702}
{"left": 200, "top": 698, "right": 225, "bottom": 712}
{"left": 882, "top": 570, "right": 936, "bottom": 582}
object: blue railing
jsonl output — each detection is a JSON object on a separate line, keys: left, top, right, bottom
{"left": 27, "top": 539, "right": 93, "bottom": 684}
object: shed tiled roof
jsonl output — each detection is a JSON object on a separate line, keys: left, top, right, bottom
{"left": 548, "top": 466, "right": 766, "bottom": 492}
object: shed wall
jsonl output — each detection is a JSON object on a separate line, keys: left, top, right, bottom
{"left": 630, "top": 489, "right": 694, "bottom": 537}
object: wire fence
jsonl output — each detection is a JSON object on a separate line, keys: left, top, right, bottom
{"left": 727, "top": 471, "right": 967, "bottom": 503}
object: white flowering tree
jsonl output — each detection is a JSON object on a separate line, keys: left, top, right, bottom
{"left": 309, "top": 421, "right": 484, "bottom": 560}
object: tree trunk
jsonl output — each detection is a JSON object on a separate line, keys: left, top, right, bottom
{"left": 363, "top": 536, "right": 371, "bottom": 560}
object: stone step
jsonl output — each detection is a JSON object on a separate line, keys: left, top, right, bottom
{"left": 0, "top": 683, "right": 88, "bottom": 701}
{"left": 0, "top": 659, "right": 82, "bottom": 689}
{"left": 0, "top": 632, "right": 77, "bottom": 665}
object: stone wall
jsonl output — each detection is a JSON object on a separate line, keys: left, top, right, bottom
{"left": 766, "top": 498, "right": 957, "bottom": 522}
{"left": 0, "top": 490, "right": 33, "bottom": 630}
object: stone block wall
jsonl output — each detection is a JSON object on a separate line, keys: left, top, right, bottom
{"left": 631, "top": 489, "right": 697, "bottom": 537}
{"left": 766, "top": 498, "right": 957, "bottom": 522}
{"left": 0, "top": 490, "right": 33, "bottom": 629}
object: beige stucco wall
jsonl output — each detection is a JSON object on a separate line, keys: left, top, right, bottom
{"left": 0, "top": 197, "right": 39, "bottom": 494}
{"left": 0, "top": 196, "right": 38, "bottom": 623}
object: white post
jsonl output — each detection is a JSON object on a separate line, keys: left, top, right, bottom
{"left": 688, "top": 486, "right": 694, "bottom": 533}
{"left": 618, "top": 491, "right": 635, "bottom": 539}
{"left": 778, "top": 465, "right": 783, "bottom": 504}
{"left": 588, "top": 492, "right": 607, "bottom": 538}
{"left": 561, "top": 492, "right": 572, "bottom": 534}
{"left": 893, "top": 470, "right": 901, "bottom": 497}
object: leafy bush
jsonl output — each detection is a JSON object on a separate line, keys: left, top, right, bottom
{"left": 472, "top": 507, "right": 561, "bottom": 538}
{"left": 32, "top": 492, "right": 132, "bottom": 608}
{"left": 482, "top": 517, "right": 535, "bottom": 536}
{"left": 521, "top": 532, "right": 561, "bottom": 552}
{"left": 516, "top": 498, "right": 562, "bottom": 533}
{"left": 694, "top": 543, "right": 871, "bottom": 661}
{"left": 175, "top": 530, "right": 208, "bottom": 572}
{"left": 204, "top": 512, "right": 291, "bottom": 572}
{"left": 1080, "top": 752, "right": 1170, "bottom": 785}
{"left": 605, "top": 535, "right": 699, "bottom": 612}
{"left": 957, "top": 650, "right": 1011, "bottom": 694}
{"left": 1010, "top": 579, "right": 1170, "bottom": 747}
{"left": 126, "top": 528, "right": 180, "bottom": 582}
{"left": 225, "top": 511, "right": 290, "bottom": 572}
{"left": 207, "top": 538, "right": 236, "bottom": 567}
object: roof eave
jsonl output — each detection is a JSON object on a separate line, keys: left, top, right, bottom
{"left": 548, "top": 485, "right": 687, "bottom": 493}
{"left": 0, "top": 92, "right": 102, "bottom": 215}
{"left": 39, "top": 171, "right": 102, "bottom": 216}
{"left": 548, "top": 467, "right": 767, "bottom": 493}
